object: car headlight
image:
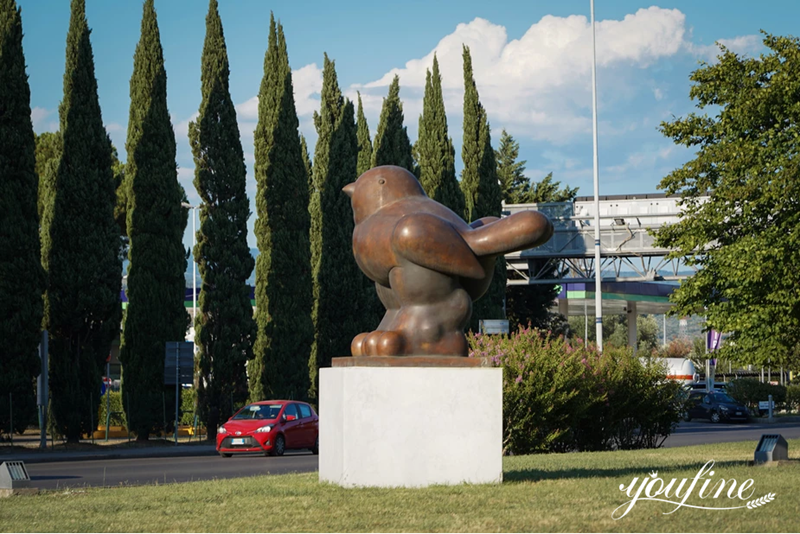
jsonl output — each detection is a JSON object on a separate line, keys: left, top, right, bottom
{"left": 255, "top": 425, "right": 273, "bottom": 433}
{"left": 719, "top": 406, "right": 729, "bottom": 412}
{"left": 218, "top": 425, "right": 227, "bottom": 434}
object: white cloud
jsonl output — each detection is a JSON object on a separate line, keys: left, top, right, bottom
{"left": 351, "top": 8, "right": 690, "bottom": 145}
{"left": 293, "top": 63, "right": 323, "bottom": 117}
{"left": 687, "top": 34, "right": 762, "bottom": 62}
{"left": 31, "top": 106, "right": 57, "bottom": 132}
{"left": 236, "top": 97, "right": 259, "bottom": 121}
{"left": 604, "top": 145, "right": 675, "bottom": 176}
{"left": 173, "top": 112, "right": 199, "bottom": 140}
{"left": 653, "top": 87, "right": 664, "bottom": 101}
{"left": 105, "top": 122, "right": 123, "bottom": 133}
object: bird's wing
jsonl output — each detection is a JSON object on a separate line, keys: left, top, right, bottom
{"left": 391, "top": 213, "right": 485, "bottom": 279}
{"left": 464, "top": 210, "right": 553, "bottom": 258}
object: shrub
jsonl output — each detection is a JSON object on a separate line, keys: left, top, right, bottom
{"left": 786, "top": 385, "right": 800, "bottom": 413}
{"left": 468, "top": 327, "right": 681, "bottom": 455}
{"left": 727, "top": 379, "right": 787, "bottom": 413}
{"left": 97, "top": 391, "right": 127, "bottom": 427}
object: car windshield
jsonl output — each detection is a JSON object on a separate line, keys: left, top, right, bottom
{"left": 232, "top": 404, "right": 282, "bottom": 420}
{"left": 712, "top": 393, "right": 736, "bottom": 404}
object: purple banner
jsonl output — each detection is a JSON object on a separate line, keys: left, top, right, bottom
{"left": 706, "top": 329, "right": 722, "bottom": 352}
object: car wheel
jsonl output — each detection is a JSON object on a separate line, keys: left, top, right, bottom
{"left": 682, "top": 412, "right": 691, "bottom": 422}
{"left": 311, "top": 435, "right": 319, "bottom": 455}
{"left": 219, "top": 452, "right": 232, "bottom": 458}
{"left": 270, "top": 434, "right": 285, "bottom": 457}
{"left": 710, "top": 411, "right": 721, "bottom": 423}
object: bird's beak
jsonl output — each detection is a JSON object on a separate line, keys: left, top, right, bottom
{"left": 343, "top": 182, "right": 356, "bottom": 198}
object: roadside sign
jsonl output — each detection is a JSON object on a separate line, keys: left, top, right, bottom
{"left": 479, "top": 320, "right": 509, "bottom": 335}
{"left": 164, "top": 341, "right": 194, "bottom": 385}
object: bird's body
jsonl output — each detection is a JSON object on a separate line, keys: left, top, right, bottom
{"left": 344, "top": 166, "right": 553, "bottom": 357}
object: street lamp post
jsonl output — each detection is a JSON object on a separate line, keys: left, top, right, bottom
{"left": 590, "top": 0, "right": 603, "bottom": 351}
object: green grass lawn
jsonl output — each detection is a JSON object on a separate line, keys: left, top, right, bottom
{"left": 1, "top": 440, "right": 798, "bottom": 532}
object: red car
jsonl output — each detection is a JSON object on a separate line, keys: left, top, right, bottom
{"left": 216, "top": 400, "right": 319, "bottom": 457}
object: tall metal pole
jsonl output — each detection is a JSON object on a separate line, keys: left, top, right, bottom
{"left": 192, "top": 207, "right": 197, "bottom": 327}
{"left": 591, "top": 0, "right": 603, "bottom": 351}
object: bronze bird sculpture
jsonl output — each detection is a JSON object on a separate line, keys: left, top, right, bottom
{"left": 343, "top": 165, "right": 553, "bottom": 357}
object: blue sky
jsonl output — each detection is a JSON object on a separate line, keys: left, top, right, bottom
{"left": 16, "top": 1, "right": 800, "bottom": 248}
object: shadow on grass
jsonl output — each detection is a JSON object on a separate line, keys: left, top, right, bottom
{"left": 504, "top": 459, "right": 746, "bottom": 483}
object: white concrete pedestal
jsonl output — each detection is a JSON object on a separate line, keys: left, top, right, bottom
{"left": 319, "top": 365, "right": 503, "bottom": 488}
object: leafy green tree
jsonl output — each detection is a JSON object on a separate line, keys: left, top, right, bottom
{"left": 249, "top": 15, "right": 314, "bottom": 401}
{"left": 371, "top": 75, "right": 414, "bottom": 172}
{"left": 188, "top": 0, "right": 256, "bottom": 440}
{"left": 355, "top": 92, "right": 372, "bottom": 177}
{"left": 528, "top": 172, "right": 579, "bottom": 204}
{"left": 0, "top": 0, "right": 46, "bottom": 435}
{"left": 120, "top": 0, "right": 188, "bottom": 440}
{"left": 416, "top": 54, "right": 464, "bottom": 215}
{"left": 654, "top": 34, "right": 800, "bottom": 367}
{"left": 496, "top": 129, "right": 530, "bottom": 205}
{"left": 460, "top": 45, "right": 505, "bottom": 331}
{"left": 308, "top": 56, "right": 364, "bottom": 400}
{"left": 568, "top": 314, "right": 659, "bottom": 353}
{"left": 40, "top": 0, "right": 122, "bottom": 442}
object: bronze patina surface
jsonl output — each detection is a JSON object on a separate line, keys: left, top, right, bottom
{"left": 344, "top": 165, "right": 553, "bottom": 357}
{"left": 332, "top": 356, "right": 492, "bottom": 368}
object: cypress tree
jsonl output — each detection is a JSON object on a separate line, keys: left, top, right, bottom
{"left": 300, "top": 134, "right": 313, "bottom": 192}
{"left": 120, "top": 0, "right": 188, "bottom": 440}
{"left": 188, "top": 0, "right": 256, "bottom": 440}
{"left": 250, "top": 16, "right": 314, "bottom": 401}
{"left": 371, "top": 75, "right": 414, "bottom": 172}
{"left": 0, "top": 0, "right": 46, "bottom": 435}
{"left": 460, "top": 45, "right": 505, "bottom": 331}
{"left": 417, "top": 54, "right": 464, "bottom": 215}
{"left": 308, "top": 56, "right": 362, "bottom": 400}
{"left": 40, "top": 0, "right": 122, "bottom": 442}
{"left": 355, "top": 92, "right": 372, "bottom": 176}
{"left": 460, "top": 45, "right": 481, "bottom": 222}
{"left": 354, "top": 92, "right": 384, "bottom": 334}
{"left": 34, "top": 132, "right": 61, "bottom": 219}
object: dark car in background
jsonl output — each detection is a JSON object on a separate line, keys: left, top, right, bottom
{"left": 683, "top": 391, "right": 749, "bottom": 423}
{"left": 216, "top": 400, "right": 319, "bottom": 457}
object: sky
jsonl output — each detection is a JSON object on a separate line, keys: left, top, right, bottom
{"left": 16, "top": 0, "right": 800, "bottom": 248}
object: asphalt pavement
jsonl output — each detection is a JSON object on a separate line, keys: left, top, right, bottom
{"left": 21, "top": 451, "right": 319, "bottom": 490}
{"left": 662, "top": 419, "right": 800, "bottom": 448}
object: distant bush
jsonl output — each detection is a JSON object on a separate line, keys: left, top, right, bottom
{"left": 786, "top": 385, "right": 800, "bottom": 413}
{"left": 180, "top": 388, "right": 197, "bottom": 426}
{"left": 468, "top": 327, "right": 682, "bottom": 455}
{"left": 727, "top": 379, "right": 787, "bottom": 414}
{"left": 97, "top": 391, "right": 127, "bottom": 427}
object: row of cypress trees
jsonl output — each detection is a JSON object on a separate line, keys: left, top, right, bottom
{"left": 2, "top": 0, "right": 512, "bottom": 440}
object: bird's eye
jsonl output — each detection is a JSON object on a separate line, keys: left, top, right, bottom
{"left": 378, "top": 178, "right": 385, "bottom": 185}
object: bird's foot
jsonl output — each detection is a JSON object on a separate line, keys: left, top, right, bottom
{"left": 351, "top": 330, "right": 407, "bottom": 356}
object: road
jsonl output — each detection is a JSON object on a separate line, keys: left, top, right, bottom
{"left": 25, "top": 451, "right": 318, "bottom": 490}
{"left": 23, "top": 421, "right": 799, "bottom": 489}
{"left": 663, "top": 420, "right": 800, "bottom": 448}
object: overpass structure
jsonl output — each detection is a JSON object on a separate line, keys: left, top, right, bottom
{"left": 504, "top": 193, "right": 709, "bottom": 349}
